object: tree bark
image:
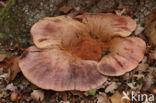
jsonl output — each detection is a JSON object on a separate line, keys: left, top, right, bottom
{"left": 0, "top": 0, "right": 155, "bottom": 48}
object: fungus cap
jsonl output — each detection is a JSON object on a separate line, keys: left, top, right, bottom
{"left": 19, "top": 46, "right": 107, "bottom": 91}
{"left": 76, "top": 13, "right": 137, "bottom": 41}
{"left": 98, "top": 37, "right": 146, "bottom": 76}
{"left": 19, "top": 13, "right": 146, "bottom": 91}
{"left": 31, "top": 16, "right": 87, "bottom": 48}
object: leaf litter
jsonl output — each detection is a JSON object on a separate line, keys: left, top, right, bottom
{"left": 0, "top": 2, "right": 156, "bottom": 103}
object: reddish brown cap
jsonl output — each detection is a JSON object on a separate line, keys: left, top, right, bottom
{"left": 76, "top": 13, "right": 136, "bottom": 41}
{"left": 30, "top": 16, "right": 87, "bottom": 48}
{"left": 19, "top": 46, "right": 107, "bottom": 91}
{"left": 98, "top": 37, "right": 146, "bottom": 76}
{"left": 19, "top": 13, "right": 146, "bottom": 91}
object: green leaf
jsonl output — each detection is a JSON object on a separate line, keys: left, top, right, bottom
{"left": 135, "top": 78, "right": 143, "bottom": 86}
{"left": 127, "top": 82, "right": 136, "bottom": 89}
{"left": 101, "top": 50, "right": 110, "bottom": 57}
{"left": 87, "top": 90, "right": 97, "bottom": 95}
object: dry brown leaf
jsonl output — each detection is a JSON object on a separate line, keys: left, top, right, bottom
{"left": 145, "top": 10, "right": 156, "bottom": 25}
{"left": 31, "top": 90, "right": 44, "bottom": 101}
{"left": 134, "top": 24, "right": 144, "bottom": 35}
{"left": 110, "top": 91, "right": 130, "bottom": 103}
{"left": 0, "top": 92, "right": 4, "bottom": 98}
{"left": 143, "top": 72, "right": 154, "bottom": 91}
{"left": 149, "top": 50, "right": 156, "bottom": 60}
{"left": 6, "top": 83, "right": 17, "bottom": 91}
{"left": 137, "top": 56, "right": 148, "bottom": 72}
{"left": 0, "top": 56, "right": 21, "bottom": 80}
{"left": 0, "top": 54, "right": 7, "bottom": 61}
{"left": 145, "top": 10, "right": 156, "bottom": 45}
{"left": 152, "top": 88, "right": 156, "bottom": 95}
{"left": 105, "top": 82, "right": 118, "bottom": 93}
{"left": 57, "top": 92, "right": 69, "bottom": 101}
{"left": 5, "top": 56, "right": 21, "bottom": 81}
{"left": 59, "top": 6, "right": 73, "bottom": 13}
{"left": 97, "top": 92, "right": 110, "bottom": 103}
{"left": 10, "top": 92, "right": 18, "bottom": 101}
{"left": 0, "top": 1, "right": 5, "bottom": 7}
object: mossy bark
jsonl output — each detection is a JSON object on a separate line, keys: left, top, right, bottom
{"left": 0, "top": 0, "right": 67, "bottom": 47}
{"left": 0, "top": 0, "right": 155, "bottom": 48}
{"left": 0, "top": 0, "right": 102, "bottom": 47}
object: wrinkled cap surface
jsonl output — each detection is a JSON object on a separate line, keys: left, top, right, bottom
{"left": 76, "top": 13, "right": 137, "bottom": 41}
{"left": 19, "top": 46, "right": 107, "bottom": 91}
{"left": 19, "top": 13, "right": 146, "bottom": 91}
{"left": 98, "top": 37, "right": 146, "bottom": 76}
{"left": 31, "top": 16, "right": 87, "bottom": 48}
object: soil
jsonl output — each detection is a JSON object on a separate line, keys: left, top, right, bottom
{"left": 0, "top": 0, "right": 156, "bottom": 103}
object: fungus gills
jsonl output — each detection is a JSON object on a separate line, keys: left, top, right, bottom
{"left": 66, "top": 36, "right": 110, "bottom": 61}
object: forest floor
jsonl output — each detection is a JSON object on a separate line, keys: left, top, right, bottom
{"left": 0, "top": 0, "right": 156, "bottom": 103}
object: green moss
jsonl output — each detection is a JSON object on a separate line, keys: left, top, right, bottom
{"left": 0, "top": 0, "right": 68, "bottom": 47}
{"left": 0, "top": 0, "right": 19, "bottom": 37}
{"left": 0, "top": 0, "right": 16, "bottom": 33}
{"left": 0, "top": 0, "right": 32, "bottom": 47}
{"left": 0, "top": 0, "right": 15, "bottom": 23}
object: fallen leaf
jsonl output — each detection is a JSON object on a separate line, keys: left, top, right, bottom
{"left": 134, "top": 24, "right": 144, "bottom": 35}
{"left": 31, "top": 90, "right": 44, "bottom": 101}
{"left": 137, "top": 56, "right": 148, "bottom": 72}
{"left": 60, "top": 101, "right": 70, "bottom": 103}
{"left": 59, "top": 6, "right": 73, "bottom": 13}
{"left": 3, "top": 56, "right": 21, "bottom": 80}
{"left": 145, "top": 10, "right": 156, "bottom": 45}
{"left": 149, "top": 50, "right": 156, "bottom": 60}
{"left": 0, "top": 1, "right": 5, "bottom": 7}
{"left": 5, "top": 83, "right": 17, "bottom": 91}
{"left": 97, "top": 92, "right": 110, "bottom": 103}
{"left": 0, "top": 73, "right": 8, "bottom": 79}
{"left": 0, "top": 92, "right": 4, "bottom": 98}
{"left": 143, "top": 73, "right": 154, "bottom": 91}
{"left": 115, "top": 8, "right": 127, "bottom": 16}
{"left": 105, "top": 82, "right": 118, "bottom": 93}
{"left": 110, "top": 91, "right": 130, "bottom": 103}
{"left": 133, "top": 74, "right": 144, "bottom": 80}
{"left": 127, "top": 82, "right": 136, "bottom": 89}
{"left": 57, "top": 92, "right": 69, "bottom": 101}
{"left": 10, "top": 92, "right": 18, "bottom": 101}
{"left": 152, "top": 88, "right": 156, "bottom": 95}
{"left": 87, "top": 90, "right": 97, "bottom": 95}
{"left": 145, "top": 10, "right": 156, "bottom": 25}
{"left": 0, "top": 54, "right": 7, "bottom": 61}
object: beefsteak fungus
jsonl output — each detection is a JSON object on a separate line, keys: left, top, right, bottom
{"left": 19, "top": 13, "right": 146, "bottom": 91}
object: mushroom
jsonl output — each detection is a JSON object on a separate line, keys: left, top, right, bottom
{"left": 75, "top": 13, "right": 136, "bottom": 41}
{"left": 98, "top": 37, "right": 146, "bottom": 76}
{"left": 30, "top": 16, "right": 87, "bottom": 48}
{"left": 18, "top": 13, "right": 146, "bottom": 91}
